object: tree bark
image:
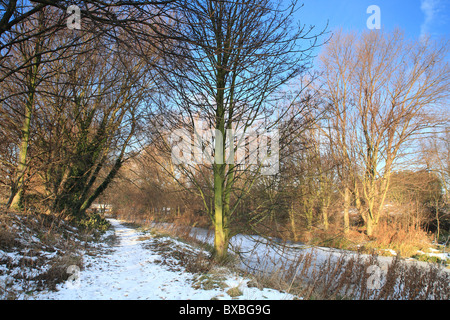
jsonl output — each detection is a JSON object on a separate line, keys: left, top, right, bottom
{"left": 343, "top": 186, "right": 350, "bottom": 235}
{"left": 9, "top": 52, "right": 41, "bottom": 210}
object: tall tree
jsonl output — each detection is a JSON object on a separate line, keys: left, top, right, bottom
{"left": 5, "top": 9, "right": 50, "bottom": 209}
{"left": 151, "top": 0, "right": 325, "bottom": 259}
{"left": 0, "top": 1, "right": 177, "bottom": 84}
{"left": 1, "top": 1, "right": 175, "bottom": 212}
{"left": 35, "top": 34, "right": 156, "bottom": 217}
{"left": 320, "top": 29, "right": 450, "bottom": 236}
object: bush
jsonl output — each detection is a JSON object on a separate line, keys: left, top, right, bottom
{"left": 0, "top": 210, "right": 97, "bottom": 298}
{"left": 77, "top": 213, "right": 111, "bottom": 233}
{"left": 37, "top": 253, "right": 83, "bottom": 291}
{"left": 249, "top": 248, "right": 450, "bottom": 300}
{"left": 412, "top": 253, "right": 447, "bottom": 265}
{"left": 361, "top": 221, "right": 432, "bottom": 258}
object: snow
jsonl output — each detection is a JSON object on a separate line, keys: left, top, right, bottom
{"left": 416, "top": 248, "right": 450, "bottom": 262}
{"left": 31, "top": 219, "right": 296, "bottom": 300}
{"left": 181, "top": 223, "right": 450, "bottom": 300}
{"left": 186, "top": 225, "right": 450, "bottom": 273}
{"left": 3, "top": 215, "right": 448, "bottom": 300}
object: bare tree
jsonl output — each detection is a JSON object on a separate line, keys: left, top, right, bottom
{"left": 149, "top": 0, "right": 326, "bottom": 259}
{"left": 0, "top": 1, "right": 177, "bottom": 212}
{"left": 3, "top": 8, "right": 55, "bottom": 209}
{"left": 421, "top": 128, "right": 450, "bottom": 203}
{"left": 419, "top": 127, "right": 450, "bottom": 240}
{"left": 0, "top": 1, "right": 177, "bottom": 84}
{"left": 320, "top": 29, "right": 450, "bottom": 236}
{"left": 34, "top": 34, "right": 156, "bottom": 217}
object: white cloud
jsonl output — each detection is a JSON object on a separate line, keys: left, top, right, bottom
{"left": 420, "top": 0, "right": 440, "bottom": 39}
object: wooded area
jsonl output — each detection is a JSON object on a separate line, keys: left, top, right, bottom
{"left": 1, "top": 0, "right": 449, "bottom": 261}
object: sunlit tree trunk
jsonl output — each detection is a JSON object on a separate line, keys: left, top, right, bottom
{"left": 343, "top": 186, "right": 350, "bottom": 235}
{"left": 9, "top": 44, "right": 41, "bottom": 210}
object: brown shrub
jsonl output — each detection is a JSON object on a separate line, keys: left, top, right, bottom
{"left": 365, "top": 220, "right": 432, "bottom": 257}
{"left": 246, "top": 247, "right": 450, "bottom": 300}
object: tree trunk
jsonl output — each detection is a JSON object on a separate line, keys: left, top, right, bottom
{"left": 343, "top": 186, "right": 350, "bottom": 235}
{"left": 213, "top": 163, "right": 228, "bottom": 260}
{"left": 9, "top": 57, "right": 40, "bottom": 210}
{"left": 366, "top": 215, "right": 374, "bottom": 237}
{"left": 435, "top": 199, "right": 440, "bottom": 243}
{"left": 211, "top": 139, "right": 231, "bottom": 260}
{"left": 289, "top": 202, "right": 298, "bottom": 242}
{"left": 322, "top": 204, "right": 329, "bottom": 231}
{"left": 9, "top": 100, "right": 32, "bottom": 210}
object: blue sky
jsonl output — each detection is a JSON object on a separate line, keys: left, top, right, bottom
{"left": 295, "top": 0, "right": 450, "bottom": 43}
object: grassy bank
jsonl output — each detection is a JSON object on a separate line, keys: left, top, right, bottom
{"left": 0, "top": 210, "right": 112, "bottom": 299}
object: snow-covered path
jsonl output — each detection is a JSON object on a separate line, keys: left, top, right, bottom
{"left": 33, "top": 219, "right": 293, "bottom": 300}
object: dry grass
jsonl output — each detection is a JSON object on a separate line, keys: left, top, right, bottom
{"left": 365, "top": 221, "right": 432, "bottom": 257}
{"left": 299, "top": 219, "right": 435, "bottom": 260}
{"left": 113, "top": 212, "right": 450, "bottom": 300}
{"left": 0, "top": 210, "right": 107, "bottom": 299}
{"left": 35, "top": 253, "right": 84, "bottom": 291}
{"left": 143, "top": 236, "right": 213, "bottom": 274}
{"left": 243, "top": 246, "right": 450, "bottom": 300}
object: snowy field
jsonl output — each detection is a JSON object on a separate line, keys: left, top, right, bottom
{"left": 185, "top": 224, "right": 450, "bottom": 278}
{"left": 2, "top": 216, "right": 447, "bottom": 300}
{"left": 32, "top": 219, "right": 296, "bottom": 300}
